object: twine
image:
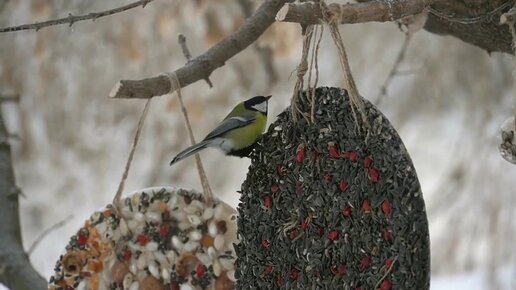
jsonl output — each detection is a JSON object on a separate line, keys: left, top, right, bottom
{"left": 112, "top": 98, "right": 152, "bottom": 211}
{"left": 319, "top": 0, "right": 367, "bottom": 131}
{"left": 291, "top": 25, "right": 314, "bottom": 122}
{"left": 162, "top": 72, "right": 214, "bottom": 206}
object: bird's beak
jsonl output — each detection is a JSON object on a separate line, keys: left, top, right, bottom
{"left": 265, "top": 95, "right": 272, "bottom": 101}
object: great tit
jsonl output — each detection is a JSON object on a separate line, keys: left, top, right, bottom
{"left": 169, "top": 95, "right": 271, "bottom": 166}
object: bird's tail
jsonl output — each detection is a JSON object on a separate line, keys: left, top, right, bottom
{"left": 169, "top": 140, "right": 212, "bottom": 166}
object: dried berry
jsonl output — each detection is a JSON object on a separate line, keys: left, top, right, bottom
{"left": 264, "top": 195, "right": 272, "bottom": 209}
{"left": 77, "top": 234, "right": 88, "bottom": 246}
{"left": 385, "top": 258, "right": 394, "bottom": 269}
{"left": 136, "top": 234, "right": 149, "bottom": 246}
{"left": 324, "top": 174, "right": 333, "bottom": 183}
{"left": 342, "top": 205, "right": 352, "bottom": 217}
{"left": 159, "top": 225, "right": 170, "bottom": 237}
{"left": 363, "top": 155, "right": 373, "bottom": 168}
{"left": 289, "top": 269, "right": 299, "bottom": 280}
{"left": 369, "top": 167, "right": 380, "bottom": 183}
{"left": 271, "top": 184, "right": 279, "bottom": 193}
{"left": 327, "top": 230, "right": 339, "bottom": 241}
{"left": 296, "top": 144, "right": 306, "bottom": 164}
{"left": 261, "top": 240, "right": 270, "bottom": 249}
{"left": 264, "top": 265, "right": 274, "bottom": 275}
{"left": 196, "top": 264, "right": 206, "bottom": 278}
{"left": 343, "top": 150, "right": 358, "bottom": 161}
{"left": 361, "top": 199, "right": 371, "bottom": 214}
{"left": 277, "top": 164, "right": 287, "bottom": 177}
{"left": 339, "top": 180, "right": 349, "bottom": 192}
{"left": 360, "top": 256, "right": 371, "bottom": 269}
{"left": 382, "top": 200, "right": 392, "bottom": 216}
{"left": 380, "top": 279, "right": 392, "bottom": 290}
{"left": 121, "top": 249, "right": 132, "bottom": 261}
{"left": 383, "top": 229, "right": 393, "bottom": 242}
{"left": 328, "top": 143, "right": 340, "bottom": 158}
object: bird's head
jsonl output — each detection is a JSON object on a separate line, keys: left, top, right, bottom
{"left": 244, "top": 95, "right": 271, "bottom": 115}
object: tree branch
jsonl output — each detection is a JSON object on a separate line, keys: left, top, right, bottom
{"left": 275, "top": 0, "right": 432, "bottom": 25}
{"left": 110, "top": 0, "right": 292, "bottom": 99}
{"left": 0, "top": 109, "right": 47, "bottom": 289}
{"left": 0, "top": 0, "right": 154, "bottom": 33}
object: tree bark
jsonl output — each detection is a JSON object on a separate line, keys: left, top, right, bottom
{"left": 0, "top": 110, "right": 47, "bottom": 290}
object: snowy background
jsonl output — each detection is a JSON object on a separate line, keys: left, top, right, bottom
{"left": 0, "top": 0, "right": 515, "bottom": 289}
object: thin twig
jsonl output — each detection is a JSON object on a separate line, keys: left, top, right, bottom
{"left": 178, "top": 34, "right": 213, "bottom": 87}
{"left": 28, "top": 214, "right": 73, "bottom": 255}
{"left": 110, "top": 0, "right": 292, "bottom": 99}
{"left": 0, "top": 0, "right": 155, "bottom": 33}
{"left": 375, "top": 32, "right": 413, "bottom": 106}
{"left": 237, "top": 0, "right": 279, "bottom": 85}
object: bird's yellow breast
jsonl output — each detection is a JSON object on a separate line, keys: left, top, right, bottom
{"left": 226, "top": 112, "right": 267, "bottom": 149}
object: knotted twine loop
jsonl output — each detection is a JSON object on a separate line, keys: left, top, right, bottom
{"left": 162, "top": 72, "right": 214, "bottom": 207}
{"left": 319, "top": 0, "right": 368, "bottom": 131}
{"left": 113, "top": 98, "right": 151, "bottom": 211}
{"left": 291, "top": 23, "right": 325, "bottom": 123}
{"left": 291, "top": 25, "right": 314, "bottom": 122}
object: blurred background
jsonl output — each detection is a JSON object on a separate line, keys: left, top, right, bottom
{"left": 0, "top": 0, "right": 515, "bottom": 289}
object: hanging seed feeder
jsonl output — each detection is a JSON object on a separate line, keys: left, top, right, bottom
{"left": 237, "top": 87, "right": 430, "bottom": 289}
{"left": 48, "top": 187, "right": 238, "bottom": 290}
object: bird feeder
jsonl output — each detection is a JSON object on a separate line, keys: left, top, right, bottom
{"left": 236, "top": 87, "right": 430, "bottom": 289}
{"left": 48, "top": 187, "right": 238, "bottom": 290}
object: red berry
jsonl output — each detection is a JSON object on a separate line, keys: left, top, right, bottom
{"left": 361, "top": 199, "right": 371, "bottom": 214}
{"left": 271, "top": 184, "right": 279, "bottom": 193}
{"left": 196, "top": 264, "right": 206, "bottom": 277}
{"left": 385, "top": 258, "right": 394, "bottom": 269}
{"left": 337, "top": 263, "right": 346, "bottom": 275}
{"left": 264, "top": 265, "right": 274, "bottom": 275}
{"left": 289, "top": 229, "right": 299, "bottom": 240}
{"left": 339, "top": 180, "right": 349, "bottom": 192}
{"left": 369, "top": 167, "right": 380, "bottom": 183}
{"left": 380, "top": 279, "right": 392, "bottom": 290}
{"left": 342, "top": 205, "right": 352, "bottom": 217}
{"left": 324, "top": 174, "right": 333, "bottom": 183}
{"left": 261, "top": 239, "right": 270, "bottom": 249}
{"left": 328, "top": 143, "right": 340, "bottom": 158}
{"left": 343, "top": 150, "right": 358, "bottom": 161}
{"left": 382, "top": 200, "right": 392, "bottom": 216}
{"left": 277, "top": 274, "right": 283, "bottom": 287}
{"left": 296, "top": 144, "right": 306, "bottom": 164}
{"left": 327, "top": 230, "right": 339, "bottom": 241}
{"left": 383, "top": 229, "right": 393, "bottom": 242}
{"left": 277, "top": 164, "right": 287, "bottom": 177}
{"left": 137, "top": 234, "right": 149, "bottom": 246}
{"left": 122, "top": 249, "right": 132, "bottom": 261}
{"left": 289, "top": 269, "right": 299, "bottom": 280}
{"left": 264, "top": 195, "right": 272, "bottom": 209}
{"left": 159, "top": 225, "right": 170, "bottom": 237}
{"left": 363, "top": 155, "right": 373, "bottom": 168}
{"left": 301, "top": 218, "right": 310, "bottom": 230}
{"left": 360, "top": 256, "right": 371, "bottom": 269}
{"left": 77, "top": 234, "right": 88, "bottom": 245}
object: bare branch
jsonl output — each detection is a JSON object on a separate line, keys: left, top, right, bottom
{"left": 375, "top": 33, "right": 413, "bottom": 106}
{"left": 0, "top": 0, "right": 154, "bottom": 33}
{"left": 276, "top": 0, "right": 431, "bottom": 25}
{"left": 0, "top": 109, "right": 47, "bottom": 289}
{"left": 178, "top": 34, "right": 213, "bottom": 88}
{"left": 110, "top": 0, "right": 292, "bottom": 99}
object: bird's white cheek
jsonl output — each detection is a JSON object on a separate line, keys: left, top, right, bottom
{"left": 252, "top": 102, "right": 267, "bottom": 113}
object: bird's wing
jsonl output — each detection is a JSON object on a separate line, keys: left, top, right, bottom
{"left": 203, "top": 115, "right": 256, "bottom": 141}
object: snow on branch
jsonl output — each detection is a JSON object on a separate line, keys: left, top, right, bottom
{"left": 0, "top": 0, "right": 154, "bottom": 33}
{"left": 275, "top": 0, "right": 431, "bottom": 25}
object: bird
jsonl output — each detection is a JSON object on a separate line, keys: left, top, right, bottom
{"left": 169, "top": 95, "right": 271, "bottom": 166}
